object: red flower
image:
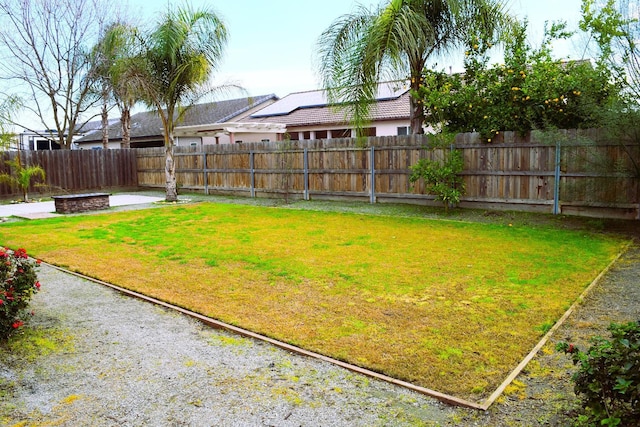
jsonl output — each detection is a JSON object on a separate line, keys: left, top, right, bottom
{"left": 35, "top": 282, "right": 41, "bottom": 290}
{"left": 568, "top": 344, "right": 575, "bottom": 353}
{"left": 12, "top": 320, "right": 23, "bottom": 329}
{"left": 36, "top": 259, "right": 42, "bottom": 265}
{"left": 15, "top": 248, "right": 28, "bottom": 258}
{"left": 0, "top": 299, "right": 3, "bottom": 305}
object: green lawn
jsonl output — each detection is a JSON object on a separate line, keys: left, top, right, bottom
{"left": 0, "top": 201, "right": 626, "bottom": 401}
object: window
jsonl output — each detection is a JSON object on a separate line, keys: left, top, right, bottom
{"left": 357, "top": 127, "right": 376, "bottom": 137}
{"left": 315, "top": 130, "right": 328, "bottom": 139}
{"left": 261, "top": 139, "right": 270, "bottom": 142}
{"left": 397, "top": 126, "right": 410, "bottom": 136}
{"left": 36, "top": 139, "right": 60, "bottom": 150}
{"left": 331, "top": 129, "right": 351, "bottom": 138}
{"left": 303, "top": 131, "right": 311, "bottom": 140}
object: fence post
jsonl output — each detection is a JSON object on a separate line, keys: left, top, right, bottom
{"left": 303, "top": 148, "right": 309, "bottom": 201}
{"left": 250, "top": 150, "right": 255, "bottom": 198}
{"left": 553, "top": 140, "right": 561, "bottom": 215}
{"left": 370, "top": 146, "right": 376, "bottom": 204}
{"left": 203, "top": 150, "right": 209, "bottom": 195}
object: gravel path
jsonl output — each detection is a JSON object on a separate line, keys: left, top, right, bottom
{"left": 1, "top": 219, "right": 638, "bottom": 426}
{"left": 1, "top": 264, "right": 459, "bottom": 426}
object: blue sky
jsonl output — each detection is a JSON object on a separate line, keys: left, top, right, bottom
{"left": 131, "top": 0, "right": 587, "bottom": 98}
{"left": 7, "top": 0, "right": 589, "bottom": 130}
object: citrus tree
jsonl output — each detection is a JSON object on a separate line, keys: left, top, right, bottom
{"left": 416, "top": 21, "right": 619, "bottom": 141}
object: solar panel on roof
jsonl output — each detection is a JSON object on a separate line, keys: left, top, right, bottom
{"left": 251, "top": 82, "right": 408, "bottom": 118}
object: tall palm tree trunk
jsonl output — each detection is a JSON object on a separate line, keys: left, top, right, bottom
{"left": 410, "top": 74, "right": 426, "bottom": 134}
{"left": 165, "top": 148, "right": 178, "bottom": 202}
{"left": 121, "top": 108, "right": 131, "bottom": 149}
{"left": 101, "top": 99, "right": 109, "bottom": 149}
{"left": 164, "top": 131, "right": 178, "bottom": 202}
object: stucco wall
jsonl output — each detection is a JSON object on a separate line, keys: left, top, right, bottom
{"left": 287, "top": 119, "right": 411, "bottom": 140}
{"left": 201, "top": 132, "right": 281, "bottom": 145}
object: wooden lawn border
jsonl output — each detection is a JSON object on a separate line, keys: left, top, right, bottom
{"left": 481, "top": 242, "right": 633, "bottom": 409}
{"left": 42, "top": 243, "right": 631, "bottom": 411}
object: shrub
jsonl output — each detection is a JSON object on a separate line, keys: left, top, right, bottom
{"left": 409, "top": 135, "right": 465, "bottom": 213}
{"left": 557, "top": 321, "right": 640, "bottom": 426}
{"left": 0, "top": 247, "right": 41, "bottom": 340}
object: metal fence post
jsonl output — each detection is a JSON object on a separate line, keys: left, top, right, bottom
{"left": 303, "top": 148, "right": 309, "bottom": 200}
{"left": 553, "top": 140, "right": 561, "bottom": 215}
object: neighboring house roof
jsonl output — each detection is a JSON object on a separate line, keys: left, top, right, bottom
{"left": 76, "top": 94, "right": 277, "bottom": 143}
{"left": 75, "top": 118, "right": 119, "bottom": 136}
{"left": 247, "top": 82, "right": 410, "bottom": 127}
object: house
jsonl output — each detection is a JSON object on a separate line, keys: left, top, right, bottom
{"left": 74, "top": 94, "right": 280, "bottom": 149}
{"left": 14, "top": 118, "right": 122, "bottom": 151}
{"left": 75, "top": 83, "right": 413, "bottom": 149}
{"left": 15, "top": 130, "right": 63, "bottom": 151}
{"left": 244, "top": 81, "right": 412, "bottom": 140}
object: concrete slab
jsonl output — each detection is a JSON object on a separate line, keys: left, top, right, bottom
{"left": 0, "top": 194, "right": 164, "bottom": 219}
{"left": 13, "top": 212, "right": 61, "bottom": 220}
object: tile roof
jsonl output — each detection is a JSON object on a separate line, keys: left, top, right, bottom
{"left": 76, "top": 94, "right": 277, "bottom": 143}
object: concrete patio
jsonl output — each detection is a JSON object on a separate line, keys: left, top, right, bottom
{"left": 0, "top": 194, "right": 163, "bottom": 219}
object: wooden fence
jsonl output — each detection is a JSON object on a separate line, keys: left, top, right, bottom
{"left": 0, "top": 133, "right": 636, "bottom": 219}
{"left": 0, "top": 149, "right": 138, "bottom": 199}
{"left": 136, "top": 131, "right": 640, "bottom": 220}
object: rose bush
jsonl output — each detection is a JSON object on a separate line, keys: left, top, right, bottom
{"left": 0, "top": 247, "right": 40, "bottom": 340}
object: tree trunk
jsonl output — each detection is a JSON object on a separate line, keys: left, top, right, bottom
{"left": 60, "top": 128, "right": 72, "bottom": 150}
{"left": 121, "top": 108, "right": 131, "bottom": 149}
{"left": 165, "top": 134, "right": 178, "bottom": 202}
{"left": 101, "top": 95, "right": 109, "bottom": 149}
{"left": 410, "top": 76, "right": 425, "bottom": 135}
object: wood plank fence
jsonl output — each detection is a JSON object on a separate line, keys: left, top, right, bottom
{"left": 0, "top": 132, "right": 636, "bottom": 219}
{"left": 136, "top": 131, "right": 640, "bottom": 220}
{"left": 0, "top": 149, "right": 138, "bottom": 199}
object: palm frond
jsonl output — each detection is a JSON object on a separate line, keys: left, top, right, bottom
{"left": 316, "top": 0, "right": 513, "bottom": 135}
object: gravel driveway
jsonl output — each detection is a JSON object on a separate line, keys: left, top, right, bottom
{"left": 1, "top": 200, "right": 638, "bottom": 426}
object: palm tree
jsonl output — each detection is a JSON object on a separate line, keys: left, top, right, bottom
{"left": 93, "top": 22, "right": 141, "bottom": 149}
{"left": 137, "top": 4, "right": 229, "bottom": 202}
{"left": 0, "top": 156, "right": 45, "bottom": 203}
{"left": 317, "top": 0, "right": 513, "bottom": 135}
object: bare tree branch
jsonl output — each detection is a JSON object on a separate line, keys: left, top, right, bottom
{"left": 0, "top": 0, "right": 115, "bottom": 149}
